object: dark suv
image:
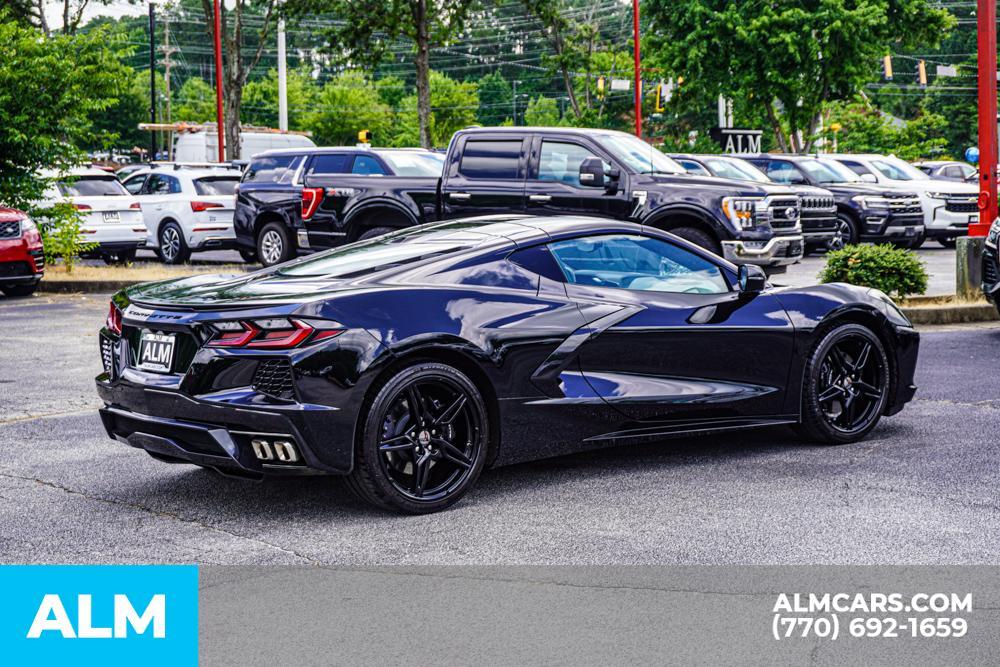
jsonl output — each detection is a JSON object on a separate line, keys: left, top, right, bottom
{"left": 741, "top": 154, "right": 924, "bottom": 247}
{"left": 234, "top": 148, "right": 444, "bottom": 264}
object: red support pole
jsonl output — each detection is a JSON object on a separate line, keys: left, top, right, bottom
{"left": 213, "top": 0, "right": 226, "bottom": 163}
{"left": 974, "top": 0, "right": 997, "bottom": 237}
{"left": 632, "top": 0, "right": 642, "bottom": 139}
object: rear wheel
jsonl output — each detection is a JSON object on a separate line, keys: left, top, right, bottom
{"left": 356, "top": 226, "right": 395, "bottom": 242}
{"left": 346, "top": 362, "right": 489, "bottom": 514}
{"left": 1, "top": 283, "right": 38, "bottom": 297}
{"left": 157, "top": 221, "right": 190, "bottom": 264}
{"left": 797, "top": 323, "right": 890, "bottom": 445}
{"left": 103, "top": 249, "right": 136, "bottom": 265}
{"left": 256, "top": 222, "right": 293, "bottom": 267}
{"left": 670, "top": 226, "right": 721, "bottom": 255}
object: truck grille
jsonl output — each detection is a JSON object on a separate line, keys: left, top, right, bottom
{"left": 252, "top": 359, "right": 296, "bottom": 400}
{"left": 800, "top": 196, "right": 836, "bottom": 214}
{"left": 766, "top": 197, "right": 800, "bottom": 230}
{"left": 888, "top": 198, "right": 922, "bottom": 215}
{"left": 945, "top": 198, "right": 978, "bottom": 213}
{"left": 0, "top": 220, "right": 20, "bottom": 239}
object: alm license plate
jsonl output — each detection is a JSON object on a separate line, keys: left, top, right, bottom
{"left": 137, "top": 331, "right": 176, "bottom": 373}
{"left": 103, "top": 211, "right": 121, "bottom": 223}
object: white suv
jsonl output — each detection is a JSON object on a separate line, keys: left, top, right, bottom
{"left": 828, "top": 154, "right": 979, "bottom": 248}
{"left": 121, "top": 164, "right": 244, "bottom": 263}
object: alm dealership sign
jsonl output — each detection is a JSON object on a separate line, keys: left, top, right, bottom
{"left": 710, "top": 127, "right": 763, "bottom": 154}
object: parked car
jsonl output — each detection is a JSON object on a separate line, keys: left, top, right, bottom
{"left": 670, "top": 153, "right": 839, "bottom": 253}
{"left": 983, "top": 217, "right": 1000, "bottom": 314}
{"left": 95, "top": 215, "right": 919, "bottom": 513}
{"left": 173, "top": 129, "right": 315, "bottom": 163}
{"left": 913, "top": 160, "right": 977, "bottom": 183}
{"left": 120, "top": 164, "right": 244, "bottom": 264}
{"left": 827, "top": 154, "right": 978, "bottom": 248}
{"left": 740, "top": 154, "right": 925, "bottom": 248}
{"left": 39, "top": 167, "right": 147, "bottom": 264}
{"left": 234, "top": 147, "right": 447, "bottom": 265}
{"left": 0, "top": 208, "right": 44, "bottom": 297}
{"left": 235, "top": 129, "right": 805, "bottom": 272}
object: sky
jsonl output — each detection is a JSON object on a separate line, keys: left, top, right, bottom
{"left": 43, "top": 0, "right": 150, "bottom": 31}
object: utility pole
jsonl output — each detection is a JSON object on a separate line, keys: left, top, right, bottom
{"left": 512, "top": 79, "right": 518, "bottom": 126}
{"left": 212, "top": 0, "right": 225, "bottom": 162}
{"left": 277, "top": 17, "right": 288, "bottom": 131}
{"left": 148, "top": 2, "right": 157, "bottom": 160}
{"left": 631, "top": 0, "right": 642, "bottom": 138}
{"left": 159, "top": 15, "right": 178, "bottom": 160}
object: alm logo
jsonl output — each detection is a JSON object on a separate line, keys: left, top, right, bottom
{"left": 27, "top": 593, "right": 166, "bottom": 639}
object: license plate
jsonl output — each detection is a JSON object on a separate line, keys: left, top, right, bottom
{"left": 904, "top": 227, "right": 916, "bottom": 237}
{"left": 969, "top": 214, "right": 979, "bottom": 224}
{"left": 103, "top": 211, "right": 121, "bottom": 223}
{"left": 137, "top": 331, "right": 175, "bottom": 373}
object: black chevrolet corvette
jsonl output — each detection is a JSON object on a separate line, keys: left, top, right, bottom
{"left": 96, "top": 216, "right": 919, "bottom": 513}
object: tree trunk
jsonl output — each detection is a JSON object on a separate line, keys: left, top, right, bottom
{"left": 764, "top": 100, "right": 789, "bottom": 153}
{"left": 413, "top": 0, "right": 432, "bottom": 148}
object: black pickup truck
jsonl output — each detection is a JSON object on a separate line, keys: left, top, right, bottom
{"left": 235, "top": 128, "right": 805, "bottom": 270}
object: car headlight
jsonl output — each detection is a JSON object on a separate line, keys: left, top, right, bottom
{"left": 852, "top": 195, "right": 890, "bottom": 210}
{"left": 721, "top": 197, "right": 764, "bottom": 230}
{"left": 925, "top": 192, "right": 950, "bottom": 200}
{"left": 987, "top": 217, "right": 1000, "bottom": 249}
{"left": 20, "top": 217, "right": 37, "bottom": 233}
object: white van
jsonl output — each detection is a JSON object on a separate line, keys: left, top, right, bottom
{"left": 173, "top": 130, "right": 315, "bottom": 162}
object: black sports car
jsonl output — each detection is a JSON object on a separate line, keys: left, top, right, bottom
{"left": 96, "top": 216, "right": 919, "bottom": 513}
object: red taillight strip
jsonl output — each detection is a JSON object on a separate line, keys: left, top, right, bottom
{"left": 247, "top": 320, "right": 314, "bottom": 348}
{"left": 205, "top": 319, "right": 344, "bottom": 349}
{"left": 301, "top": 187, "right": 323, "bottom": 221}
{"left": 106, "top": 302, "right": 123, "bottom": 335}
{"left": 207, "top": 321, "right": 260, "bottom": 347}
{"left": 191, "top": 201, "right": 224, "bottom": 212}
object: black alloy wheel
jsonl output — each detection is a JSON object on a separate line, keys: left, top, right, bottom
{"left": 346, "top": 363, "right": 489, "bottom": 513}
{"left": 835, "top": 213, "right": 858, "bottom": 245}
{"left": 798, "top": 323, "right": 889, "bottom": 444}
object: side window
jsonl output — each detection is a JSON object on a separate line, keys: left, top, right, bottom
{"left": 243, "top": 155, "right": 297, "bottom": 183}
{"left": 961, "top": 164, "right": 977, "bottom": 179}
{"left": 537, "top": 141, "right": 600, "bottom": 185}
{"left": 677, "top": 159, "right": 711, "bottom": 176}
{"left": 165, "top": 175, "right": 182, "bottom": 194}
{"left": 144, "top": 174, "right": 173, "bottom": 195}
{"left": 508, "top": 244, "right": 565, "bottom": 282}
{"left": 766, "top": 161, "right": 805, "bottom": 184}
{"left": 840, "top": 161, "right": 869, "bottom": 177}
{"left": 308, "top": 153, "right": 353, "bottom": 176}
{"left": 458, "top": 140, "right": 522, "bottom": 179}
{"left": 547, "top": 234, "right": 729, "bottom": 294}
{"left": 124, "top": 175, "right": 147, "bottom": 194}
{"left": 352, "top": 155, "right": 387, "bottom": 175}
{"left": 943, "top": 166, "right": 964, "bottom": 179}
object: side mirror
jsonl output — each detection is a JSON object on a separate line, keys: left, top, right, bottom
{"left": 738, "top": 264, "right": 767, "bottom": 294}
{"left": 605, "top": 167, "right": 621, "bottom": 194}
{"left": 860, "top": 173, "right": 878, "bottom": 183}
{"left": 579, "top": 157, "right": 606, "bottom": 188}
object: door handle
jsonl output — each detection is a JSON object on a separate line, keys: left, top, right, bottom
{"left": 529, "top": 194, "right": 552, "bottom": 203}
{"left": 449, "top": 192, "right": 471, "bottom": 201}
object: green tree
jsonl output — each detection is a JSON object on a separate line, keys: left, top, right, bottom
{"left": 87, "top": 69, "right": 158, "bottom": 154}
{"left": 822, "top": 100, "right": 947, "bottom": 160}
{"left": 388, "top": 71, "right": 478, "bottom": 147}
{"left": 287, "top": 0, "right": 477, "bottom": 148}
{"left": 523, "top": 96, "right": 561, "bottom": 126}
{"left": 243, "top": 68, "right": 317, "bottom": 130}
{"left": 305, "top": 71, "right": 393, "bottom": 146}
{"left": 644, "top": 0, "right": 954, "bottom": 152}
{"left": 476, "top": 71, "right": 513, "bottom": 126}
{"left": 173, "top": 77, "right": 217, "bottom": 123}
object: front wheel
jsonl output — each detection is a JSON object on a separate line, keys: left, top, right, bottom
{"left": 103, "top": 249, "right": 136, "bottom": 265}
{"left": 938, "top": 237, "right": 957, "bottom": 249}
{"left": 670, "top": 226, "right": 722, "bottom": 255}
{"left": 797, "top": 323, "right": 890, "bottom": 445}
{"left": 1, "top": 283, "right": 38, "bottom": 298}
{"left": 346, "top": 362, "right": 489, "bottom": 514}
{"left": 835, "top": 213, "right": 858, "bottom": 246}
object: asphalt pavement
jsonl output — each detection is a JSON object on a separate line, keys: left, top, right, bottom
{"left": 0, "top": 292, "right": 997, "bottom": 566}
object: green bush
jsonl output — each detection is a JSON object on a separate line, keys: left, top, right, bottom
{"left": 33, "top": 202, "right": 97, "bottom": 273}
{"left": 819, "top": 243, "right": 928, "bottom": 298}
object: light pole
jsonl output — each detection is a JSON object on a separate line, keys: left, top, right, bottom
{"left": 632, "top": 0, "right": 642, "bottom": 138}
{"left": 148, "top": 2, "right": 156, "bottom": 160}
{"left": 213, "top": 0, "right": 226, "bottom": 162}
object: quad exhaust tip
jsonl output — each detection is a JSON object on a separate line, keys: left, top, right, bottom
{"left": 250, "top": 438, "right": 299, "bottom": 463}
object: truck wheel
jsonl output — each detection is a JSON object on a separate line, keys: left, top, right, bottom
{"left": 836, "top": 214, "right": 858, "bottom": 245}
{"left": 1, "top": 283, "right": 38, "bottom": 298}
{"left": 670, "top": 226, "right": 721, "bottom": 255}
{"left": 357, "top": 226, "right": 395, "bottom": 242}
{"left": 157, "top": 221, "right": 191, "bottom": 264}
{"left": 938, "top": 237, "right": 957, "bottom": 249}
{"left": 256, "top": 222, "right": 293, "bottom": 267}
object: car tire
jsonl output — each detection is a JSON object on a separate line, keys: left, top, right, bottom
{"left": 835, "top": 213, "right": 858, "bottom": 245}
{"left": 670, "top": 226, "right": 722, "bottom": 255}
{"left": 938, "top": 237, "right": 957, "bottom": 249}
{"left": 256, "top": 222, "right": 293, "bottom": 267}
{"left": 157, "top": 221, "right": 191, "bottom": 264}
{"left": 894, "top": 231, "right": 925, "bottom": 250}
{"left": 1, "top": 283, "right": 38, "bottom": 298}
{"left": 238, "top": 248, "right": 258, "bottom": 263}
{"left": 345, "top": 362, "right": 490, "bottom": 514}
{"left": 357, "top": 226, "right": 395, "bottom": 242}
{"left": 797, "top": 323, "right": 890, "bottom": 445}
{"left": 103, "top": 249, "right": 136, "bottom": 265}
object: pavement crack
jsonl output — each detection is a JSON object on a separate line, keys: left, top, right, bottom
{"left": 0, "top": 469, "right": 321, "bottom": 565}
{"left": 0, "top": 407, "right": 99, "bottom": 427}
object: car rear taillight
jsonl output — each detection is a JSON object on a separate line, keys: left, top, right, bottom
{"left": 301, "top": 187, "right": 324, "bottom": 221}
{"left": 74, "top": 204, "right": 92, "bottom": 211}
{"left": 130, "top": 202, "right": 142, "bottom": 210}
{"left": 206, "top": 318, "right": 343, "bottom": 349}
{"left": 106, "top": 302, "right": 123, "bottom": 335}
{"left": 191, "top": 201, "right": 224, "bottom": 212}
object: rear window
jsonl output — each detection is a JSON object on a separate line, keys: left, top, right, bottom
{"left": 378, "top": 151, "right": 445, "bottom": 177}
{"left": 307, "top": 153, "right": 353, "bottom": 176}
{"left": 458, "top": 140, "right": 522, "bottom": 179}
{"left": 57, "top": 176, "right": 129, "bottom": 197}
{"left": 243, "top": 155, "right": 299, "bottom": 184}
{"left": 194, "top": 177, "right": 240, "bottom": 195}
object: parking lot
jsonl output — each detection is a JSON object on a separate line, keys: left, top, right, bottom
{"left": 1, "top": 291, "right": 997, "bottom": 565}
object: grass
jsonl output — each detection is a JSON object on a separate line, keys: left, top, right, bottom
{"left": 44, "top": 262, "right": 249, "bottom": 282}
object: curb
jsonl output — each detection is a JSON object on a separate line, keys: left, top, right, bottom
{"left": 900, "top": 302, "right": 999, "bottom": 325}
{"left": 37, "top": 280, "right": 136, "bottom": 294}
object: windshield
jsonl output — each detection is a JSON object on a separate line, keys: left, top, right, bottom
{"left": 795, "top": 159, "right": 849, "bottom": 184}
{"left": 871, "top": 156, "right": 929, "bottom": 181}
{"left": 57, "top": 176, "right": 129, "bottom": 197}
{"left": 596, "top": 133, "right": 684, "bottom": 174}
{"left": 378, "top": 151, "right": 445, "bottom": 177}
{"left": 817, "top": 158, "right": 861, "bottom": 183}
{"left": 704, "top": 157, "right": 770, "bottom": 183}
{"left": 194, "top": 177, "right": 240, "bottom": 195}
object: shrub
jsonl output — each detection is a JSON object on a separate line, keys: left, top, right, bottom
{"left": 33, "top": 202, "right": 97, "bottom": 273}
{"left": 819, "top": 243, "right": 928, "bottom": 298}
